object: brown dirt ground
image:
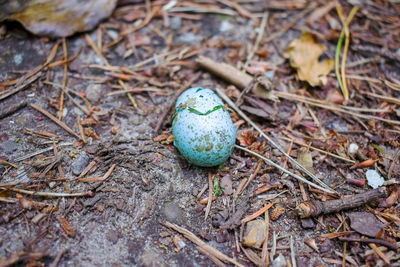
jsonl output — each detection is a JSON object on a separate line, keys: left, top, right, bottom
{"left": 1, "top": 1, "right": 400, "bottom": 266}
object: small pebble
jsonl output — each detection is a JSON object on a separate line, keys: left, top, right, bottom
{"left": 71, "top": 151, "right": 90, "bottom": 176}
{"left": 348, "top": 143, "right": 359, "bottom": 155}
{"left": 170, "top": 16, "right": 182, "bottom": 30}
{"left": 243, "top": 220, "right": 266, "bottom": 249}
{"left": 365, "top": 169, "right": 384, "bottom": 189}
{"left": 271, "top": 254, "right": 286, "bottom": 267}
{"left": 86, "top": 84, "right": 102, "bottom": 103}
{"left": 301, "top": 218, "right": 315, "bottom": 229}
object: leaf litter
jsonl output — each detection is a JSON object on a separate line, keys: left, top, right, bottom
{"left": 284, "top": 32, "right": 334, "bottom": 86}
{"left": 0, "top": 0, "right": 399, "bottom": 266}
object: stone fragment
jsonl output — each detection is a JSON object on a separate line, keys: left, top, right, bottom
{"left": 271, "top": 254, "right": 286, "bottom": 267}
{"left": 243, "top": 219, "right": 266, "bottom": 249}
{"left": 300, "top": 218, "right": 315, "bottom": 229}
{"left": 348, "top": 211, "right": 384, "bottom": 237}
{"left": 71, "top": 151, "right": 90, "bottom": 176}
{"left": 366, "top": 169, "right": 384, "bottom": 189}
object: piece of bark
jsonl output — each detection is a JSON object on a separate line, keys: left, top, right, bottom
{"left": 196, "top": 56, "right": 276, "bottom": 100}
{"left": 197, "top": 56, "right": 252, "bottom": 90}
{"left": 348, "top": 212, "right": 384, "bottom": 237}
{"left": 296, "top": 187, "right": 387, "bottom": 218}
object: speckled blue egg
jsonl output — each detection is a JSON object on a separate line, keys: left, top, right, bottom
{"left": 172, "top": 87, "right": 236, "bottom": 167}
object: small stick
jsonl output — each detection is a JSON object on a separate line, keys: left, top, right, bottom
{"left": 0, "top": 197, "right": 17, "bottom": 203}
{"left": 52, "top": 141, "right": 69, "bottom": 193}
{"left": 264, "top": 3, "right": 316, "bottom": 43}
{"left": 388, "top": 148, "right": 400, "bottom": 180}
{"left": 29, "top": 104, "right": 80, "bottom": 139}
{"left": 78, "top": 156, "right": 100, "bottom": 178}
{"left": 279, "top": 136, "right": 355, "bottom": 163}
{"left": 0, "top": 101, "right": 27, "bottom": 120}
{"left": 242, "top": 159, "right": 262, "bottom": 193}
{"left": 162, "top": 221, "right": 245, "bottom": 267}
{"left": 216, "top": 88, "right": 334, "bottom": 193}
{"left": 0, "top": 41, "right": 59, "bottom": 101}
{"left": 49, "top": 249, "right": 67, "bottom": 267}
{"left": 0, "top": 160, "right": 19, "bottom": 169}
{"left": 153, "top": 71, "right": 201, "bottom": 135}
{"left": 14, "top": 142, "right": 73, "bottom": 162}
{"left": 45, "top": 81, "right": 91, "bottom": 116}
{"left": 236, "top": 145, "right": 333, "bottom": 193}
{"left": 369, "top": 243, "right": 391, "bottom": 265}
{"left": 241, "top": 202, "right": 273, "bottom": 224}
{"left": 341, "top": 224, "right": 347, "bottom": 267}
{"left": 338, "top": 237, "right": 398, "bottom": 252}
{"left": 243, "top": 11, "right": 268, "bottom": 67}
{"left": 353, "top": 44, "right": 400, "bottom": 63}
{"left": 295, "top": 187, "right": 387, "bottom": 218}
{"left": 240, "top": 244, "right": 264, "bottom": 266}
{"left": 261, "top": 204, "right": 270, "bottom": 266}
{"left": 275, "top": 91, "right": 400, "bottom": 125}
{"left": 204, "top": 172, "right": 213, "bottom": 220}
{"left": 196, "top": 246, "right": 227, "bottom": 267}
{"left": 58, "top": 37, "right": 68, "bottom": 120}
{"left": 290, "top": 236, "right": 297, "bottom": 267}
{"left": 196, "top": 184, "right": 208, "bottom": 199}
{"left": 197, "top": 56, "right": 252, "bottom": 90}
{"left": 235, "top": 72, "right": 261, "bottom": 105}
{"left": 0, "top": 72, "right": 42, "bottom": 101}
{"left": 218, "top": 0, "right": 254, "bottom": 19}
{"left": 362, "top": 91, "right": 400, "bottom": 106}
{"left": 270, "top": 231, "right": 277, "bottom": 261}
{"left": 77, "top": 115, "right": 87, "bottom": 143}
{"left": 0, "top": 187, "right": 93, "bottom": 198}
{"left": 85, "top": 34, "right": 138, "bottom": 108}
{"left": 79, "top": 164, "right": 116, "bottom": 182}
{"left": 233, "top": 178, "right": 247, "bottom": 200}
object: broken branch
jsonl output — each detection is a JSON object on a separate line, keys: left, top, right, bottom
{"left": 162, "top": 221, "right": 244, "bottom": 267}
{"left": 296, "top": 187, "right": 387, "bottom": 218}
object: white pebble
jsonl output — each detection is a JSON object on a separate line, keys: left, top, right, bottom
{"left": 366, "top": 169, "right": 384, "bottom": 189}
{"left": 348, "top": 143, "right": 359, "bottom": 155}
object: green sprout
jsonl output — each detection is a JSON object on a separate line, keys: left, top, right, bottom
{"left": 213, "top": 175, "right": 219, "bottom": 196}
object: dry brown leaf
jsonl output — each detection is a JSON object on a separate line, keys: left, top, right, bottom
{"left": 1, "top": 0, "right": 117, "bottom": 37}
{"left": 284, "top": 32, "right": 334, "bottom": 86}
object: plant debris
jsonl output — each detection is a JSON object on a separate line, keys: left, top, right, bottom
{"left": 284, "top": 32, "right": 334, "bottom": 86}
{"left": 1, "top": 0, "right": 399, "bottom": 266}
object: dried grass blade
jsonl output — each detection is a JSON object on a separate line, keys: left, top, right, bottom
{"left": 215, "top": 87, "right": 335, "bottom": 193}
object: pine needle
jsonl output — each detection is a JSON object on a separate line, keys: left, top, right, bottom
{"left": 335, "top": 5, "right": 359, "bottom": 100}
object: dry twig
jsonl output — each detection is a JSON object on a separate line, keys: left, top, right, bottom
{"left": 235, "top": 145, "right": 334, "bottom": 193}
{"left": 29, "top": 104, "right": 80, "bottom": 139}
{"left": 0, "top": 187, "right": 93, "bottom": 198}
{"left": 296, "top": 187, "right": 387, "bottom": 218}
{"left": 338, "top": 237, "right": 398, "bottom": 252}
{"left": 204, "top": 172, "right": 213, "bottom": 220}
{"left": 162, "top": 221, "right": 244, "bottom": 267}
{"left": 215, "top": 87, "right": 334, "bottom": 192}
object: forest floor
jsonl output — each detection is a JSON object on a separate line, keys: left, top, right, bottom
{"left": 0, "top": 0, "right": 399, "bottom": 266}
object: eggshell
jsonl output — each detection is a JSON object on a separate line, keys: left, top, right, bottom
{"left": 172, "top": 87, "right": 236, "bottom": 167}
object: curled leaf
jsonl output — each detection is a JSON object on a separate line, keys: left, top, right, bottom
{"left": 284, "top": 32, "right": 334, "bottom": 86}
{"left": 1, "top": 0, "right": 117, "bottom": 37}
